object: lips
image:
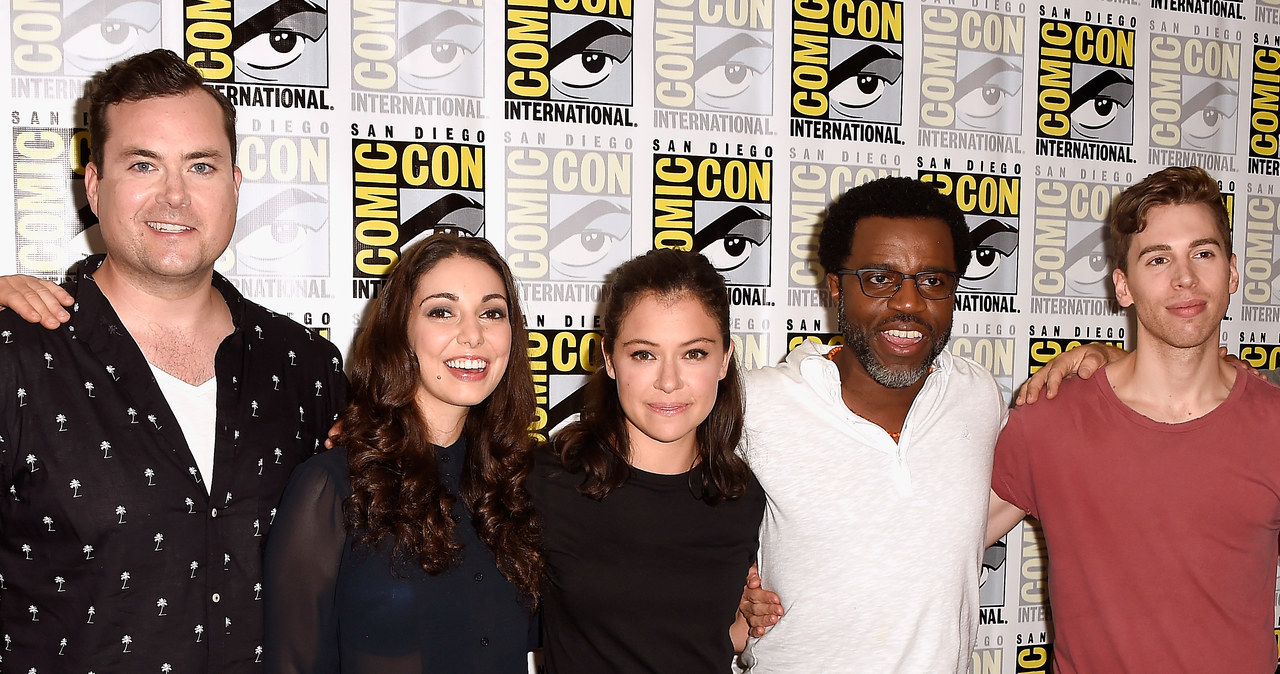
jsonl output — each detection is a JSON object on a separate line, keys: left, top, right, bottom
{"left": 147, "top": 221, "right": 192, "bottom": 234}
{"left": 1165, "top": 299, "right": 1207, "bottom": 318}
{"left": 647, "top": 402, "right": 690, "bottom": 416}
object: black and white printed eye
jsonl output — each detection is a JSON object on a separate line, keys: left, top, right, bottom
{"left": 828, "top": 44, "right": 903, "bottom": 115}
{"left": 397, "top": 9, "right": 484, "bottom": 93}
{"left": 549, "top": 20, "right": 633, "bottom": 98}
{"left": 63, "top": 0, "right": 161, "bottom": 75}
{"left": 231, "top": 0, "right": 328, "bottom": 82}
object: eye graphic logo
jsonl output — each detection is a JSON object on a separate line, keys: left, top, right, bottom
{"left": 549, "top": 197, "right": 632, "bottom": 282}
{"left": 549, "top": 17, "right": 633, "bottom": 104}
{"left": 227, "top": 186, "right": 329, "bottom": 276}
{"left": 12, "top": 0, "right": 162, "bottom": 78}
{"left": 954, "top": 56, "right": 1023, "bottom": 132}
{"left": 232, "top": 0, "right": 328, "bottom": 85}
{"left": 693, "top": 29, "right": 773, "bottom": 113}
{"left": 1178, "top": 80, "right": 1238, "bottom": 153}
{"left": 693, "top": 204, "right": 771, "bottom": 284}
{"left": 1062, "top": 225, "right": 1107, "bottom": 297}
{"left": 1065, "top": 67, "right": 1133, "bottom": 143}
{"left": 962, "top": 217, "right": 1018, "bottom": 293}
{"left": 827, "top": 42, "right": 903, "bottom": 122}
{"left": 396, "top": 3, "right": 484, "bottom": 96}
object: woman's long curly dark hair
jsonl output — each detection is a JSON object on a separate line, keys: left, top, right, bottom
{"left": 339, "top": 234, "right": 542, "bottom": 604}
{"left": 554, "top": 249, "right": 751, "bottom": 504}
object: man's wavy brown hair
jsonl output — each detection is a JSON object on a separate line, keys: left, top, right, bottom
{"left": 339, "top": 234, "right": 542, "bottom": 604}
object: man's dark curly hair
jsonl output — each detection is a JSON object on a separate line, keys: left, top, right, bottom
{"left": 817, "top": 177, "right": 973, "bottom": 277}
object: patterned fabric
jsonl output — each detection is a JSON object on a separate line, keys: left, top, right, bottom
{"left": 0, "top": 255, "right": 348, "bottom": 673}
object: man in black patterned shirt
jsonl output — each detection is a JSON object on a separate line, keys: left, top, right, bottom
{"left": 0, "top": 50, "right": 347, "bottom": 672}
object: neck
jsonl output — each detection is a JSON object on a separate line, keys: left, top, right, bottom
{"left": 93, "top": 257, "right": 221, "bottom": 328}
{"left": 418, "top": 398, "right": 468, "bottom": 447}
{"left": 1106, "top": 333, "right": 1236, "bottom": 423}
{"left": 626, "top": 425, "right": 697, "bottom": 475}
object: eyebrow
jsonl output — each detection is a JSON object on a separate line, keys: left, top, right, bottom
{"left": 122, "top": 148, "right": 227, "bottom": 162}
{"left": 620, "top": 336, "right": 716, "bottom": 348}
{"left": 1136, "top": 238, "right": 1223, "bottom": 258}
{"left": 419, "top": 292, "right": 507, "bottom": 305}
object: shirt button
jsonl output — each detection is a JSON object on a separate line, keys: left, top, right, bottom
{"left": 441, "top": 454, "right": 451, "bottom": 463}
{"left": 473, "top": 572, "right": 483, "bottom": 582}
{"left": 480, "top": 637, "right": 489, "bottom": 647}
{"left": 212, "top": 593, "right": 221, "bottom": 603}
{"left": 211, "top": 509, "right": 218, "bottom": 518}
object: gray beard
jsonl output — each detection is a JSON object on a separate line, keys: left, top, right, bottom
{"left": 837, "top": 294, "right": 949, "bottom": 389}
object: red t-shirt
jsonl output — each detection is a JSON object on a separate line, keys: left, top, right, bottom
{"left": 992, "top": 366, "right": 1280, "bottom": 673}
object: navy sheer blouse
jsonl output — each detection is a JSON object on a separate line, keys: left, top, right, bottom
{"left": 263, "top": 441, "right": 535, "bottom": 673}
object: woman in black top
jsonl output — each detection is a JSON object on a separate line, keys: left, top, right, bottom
{"left": 264, "top": 235, "right": 542, "bottom": 673}
{"left": 526, "top": 249, "right": 766, "bottom": 672}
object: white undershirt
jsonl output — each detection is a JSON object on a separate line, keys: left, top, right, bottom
{"left": 149, "top": 364, "right": 218, "bottom": 493}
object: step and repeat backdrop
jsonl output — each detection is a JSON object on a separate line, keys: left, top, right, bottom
{"left": 4, "top": 0, "right": 1280, "bottom": 670}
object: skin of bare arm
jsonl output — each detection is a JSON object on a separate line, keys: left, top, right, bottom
{"left": 986, "top": 489, "right": 1027, "bottom": 548}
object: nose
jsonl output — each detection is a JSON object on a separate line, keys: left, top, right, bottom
{"left": 886, "top": 276, "right": 926, "bottom": 313}
{"left": 457, "top": 315, "right": 483, "bottom": 347}
{"left": 158, "top": 169, "right": 190, "bottom": 208}
{"left": 654, "top": 358, "right": 681, "bottom": 394}
{"left": 1170, "top": 257, "right": 1198, "bottom": 289}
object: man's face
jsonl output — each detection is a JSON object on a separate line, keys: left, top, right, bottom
{"left": 827, "top": 216, "right": 957, "bottom": 389}
{"left": 1113, "top": 202, "right": 1237, "bottom": 350}
{"left": 86, "top": 91, "right": 242, "bottom": 285}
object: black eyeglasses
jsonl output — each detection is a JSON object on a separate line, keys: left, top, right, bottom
{"left": 834, "top": 268, "right": 960, "bottom": 300}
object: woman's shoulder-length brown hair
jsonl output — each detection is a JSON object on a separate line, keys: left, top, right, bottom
{"left": 554, "top": 248, "right": 751, "bottom": 505}
{"left": 340, "top": 234, "right": 542, "bottom": 604}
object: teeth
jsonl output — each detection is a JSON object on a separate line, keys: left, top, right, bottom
{"left": 148, "top": 221, "right": 189, "bottom": 233}
{"left": 885, "top": 329, "right": 922, "bottom": 339}
{"left": 446, "top": 358, "right": 486, "bottom": 370}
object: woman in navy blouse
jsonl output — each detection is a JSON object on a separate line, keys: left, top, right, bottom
{"left": 264, "top": 234, "right": 542, "bottom": 673}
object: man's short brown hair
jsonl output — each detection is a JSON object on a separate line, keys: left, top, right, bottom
{"left": 87, "top": 49, "right": 237, "bottom": 169}
{"left": 1108, "top": 166, "right": 1230, "bottom": 273}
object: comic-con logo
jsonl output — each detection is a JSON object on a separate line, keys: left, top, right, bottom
{"left": 788, "top": 157, "right": 894, "bottom": 297}
{"left": 1029, "top": 175, "right": 1124, "bottom": 315}
{"left": 950, "top": 333, "right": 1015, "bottom": 404}
{"left": 1035, "top": 13, "right": 1135, "bottom": 161}
{"left": 185, "top": 0, "right": 330, "bottom": 109}
{"left": 790, "top": 0, "right": 905, "bottom": 143}
{"left": 11, "top": 124, "right": 90, "bottom": 278}
{"left": 504, "top": 0, "right": 634, "bottom": 126}
{"left": 652, "top": 148, "right": 773, "bottom": 299}
{"left": 11, "top": 0, "right": 161, "bottom": 87}
{"left": 1249, "top": 45, "right": 1280, "bottom": 176}
{"left": 219, "top": 129, "right": 331, "bottom": 299}
{"left": 918, "top": 6, "right": 1024, "bottom": 148}
{"left": 351, "top": 134, "right": 484, "bottom": 298}
{"left": 528, "top": 326, "right": 600, "bottom": 441}
{"left": 920, "top": 164, "right": 1020, "bottom": 307}
{"left": 1239, "top": 193, "right": 1280, "bottom": 317}
{"left": 350, "top": 0, "right": 485, "bottom": 118}
{"left": 1149, "top": 32, "right": 1240, "bottom": 165}
{"left": 653, "top": 0, "right": 774, "bottom": 125}
{"left": 504, "top": 141, "right": 632, "bottom": 285}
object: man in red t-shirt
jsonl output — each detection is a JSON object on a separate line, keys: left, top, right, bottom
{"left": 987, "top": 166, "right": 1280, "bottom": 673}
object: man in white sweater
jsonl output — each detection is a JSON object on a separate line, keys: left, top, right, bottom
{"left": 739, "top": 177, "right": 1007, "bottom": 672}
